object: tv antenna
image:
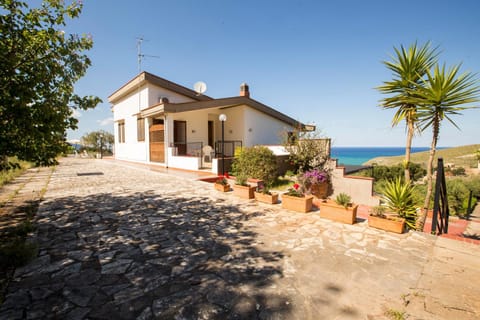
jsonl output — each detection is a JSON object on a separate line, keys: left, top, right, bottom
{"left": 136, "top": 37, "right": 160, "bottom": 73}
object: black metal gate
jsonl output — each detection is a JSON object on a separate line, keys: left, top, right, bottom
{"left": 431, "top": 158, "right": 449, "bottom": 235}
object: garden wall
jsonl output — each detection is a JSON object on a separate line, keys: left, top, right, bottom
{"left": 329, "top": 159, "right": 380, "bottom": 206}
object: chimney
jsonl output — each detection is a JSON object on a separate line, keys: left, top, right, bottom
{"left": 240, "top": 82, "right": 250, "bottom": 97}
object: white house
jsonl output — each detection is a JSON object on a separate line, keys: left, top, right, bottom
{"left": 108, "top": 72, "right": 311, "bottom": 173}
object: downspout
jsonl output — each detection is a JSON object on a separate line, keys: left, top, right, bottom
{"left": 145, "top": 117, "right": 149, "bottom": 163}
{"left": 164, "top": 113, "right": 168, "bottom": 168}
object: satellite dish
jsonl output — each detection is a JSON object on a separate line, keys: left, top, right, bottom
{"left": 194, "top": 81, "right": 207, "bottom": 95}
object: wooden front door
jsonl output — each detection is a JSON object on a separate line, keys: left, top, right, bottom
{"left": 174, "top": 120, "right": 187, "bottom": 155}
{"left": 208, "top": 120, "right": 214, "bottom": 147}
{"left": 149, "top": 123, "right": 164, "bottom": 162}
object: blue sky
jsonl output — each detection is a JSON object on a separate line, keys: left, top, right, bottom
{"left": 66, "top": 0, "right": 480, "bottom": 147}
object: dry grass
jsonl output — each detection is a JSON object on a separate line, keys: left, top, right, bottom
{"left": 364, "top": 144, "right": 480, "bottom": 168}
{"left": 0, "top": 157, "right": 33, "bottom": 187}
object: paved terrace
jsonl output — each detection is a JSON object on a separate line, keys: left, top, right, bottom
{"left": 0, "top": 157, "right": 479, "bottom": 319}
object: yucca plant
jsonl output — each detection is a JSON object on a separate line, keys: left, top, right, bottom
{"left": 381, "top": 178, "right": 418, "bottom": 229}
{"left": 335, "top": 193, "right": 352, "bottom": 208}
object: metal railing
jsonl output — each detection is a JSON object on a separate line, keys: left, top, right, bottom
{"left": 431, "top": 158, "right": 449, "bottom": 235}
{"left": 174, "top": 142, "right": 203, "bottom": 157}
{"left": 214, "top": 140, "right": 242, "bottom": 158}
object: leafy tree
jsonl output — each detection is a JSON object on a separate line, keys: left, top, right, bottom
{"left": 283, "top": 127, "right": 330, "bottom": 173}
{"left": 377, "top": 42, "right": 438, "bottom": 183}
{"left": 0, "top": 0, "right": 101, "bottom": 166}
{"left": 80, "top": 130, "right": 114, "bottom": 155}
{"left": 412, "top": 63, "right": 479, "bottom": 230}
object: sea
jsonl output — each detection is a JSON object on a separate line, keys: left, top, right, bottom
{"left": 331, "top": 147, "right": 431, "bottom": 166}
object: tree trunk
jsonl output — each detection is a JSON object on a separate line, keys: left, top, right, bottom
{"left": 416, "top": 119, "right": 439, "bottom": 231}
{"left": 404, "top": 119, "right": 414, "bottom": 183}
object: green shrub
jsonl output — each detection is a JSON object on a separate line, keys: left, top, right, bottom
{"left": 464, "top": 176, "right": 480, "bottom": 197}
{"left": 446, "top": 178, "right": 479, "bottom": 216}
{"left": 231, "top": 146, "right": 278, "bottom": 189}
{"left": 446, "top": 166, "right": 466, "bottom": 176}
{"left": 355, "top": 163, "right": 426, "bottom": 183}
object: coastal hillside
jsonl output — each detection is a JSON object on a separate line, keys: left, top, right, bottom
{"left": 364, "top": 144, "right": 480, "bottom": 167}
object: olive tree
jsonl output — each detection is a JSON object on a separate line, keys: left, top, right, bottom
{"left": 80, "top": 130, "right": 114, "bottom": 155}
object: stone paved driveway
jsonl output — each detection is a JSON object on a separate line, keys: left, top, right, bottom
{"left": 1, "top": 158, "right": 479, "bottom": 319}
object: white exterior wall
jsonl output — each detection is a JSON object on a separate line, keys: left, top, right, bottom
{"left": 113, "top": 86, "right": 149, "bottom": 162}
{"left": 169, "top": 111, "right": 209, "bottom": 146}
{"left": 167, "top": 148, "right": 201, "bottom": 170}
{"left": 217, "top": 107, "right": 245, "bottom": 144}
{"left": 243, "top": 107, "right": 293, "bottom": 146}
{"left": 147, "top": 84, "right": 195, "bottom": 106}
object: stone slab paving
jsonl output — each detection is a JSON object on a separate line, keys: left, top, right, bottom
{"left": 1, "top": 157, "right": 479, "bottom": 319}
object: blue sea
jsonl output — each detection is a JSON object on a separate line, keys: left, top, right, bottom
{"left": 331, "top": 147, "right": 431, "bottom": 166}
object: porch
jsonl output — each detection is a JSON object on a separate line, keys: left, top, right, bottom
{"left": 167, "top": 140, "right": 242, "bottom": 174}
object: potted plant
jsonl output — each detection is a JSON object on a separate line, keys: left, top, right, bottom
{"left": 281, "top": 183, "right": 314, "bottom": 213}
{"left": 214, "top": 176, "right": 231, "bottom": 192}
{"left": 375, "top": 177, "right": 417, "bottom": 231}
{"left": 368, "top": 205, "right": 405, "bottom": 234}
{"left": 232, "top": 174, "right": 256, "bottom": 199}
{"left": 318, "top": 193, "right": 357, "bottom": 224}
{"left": 298, "top": 167, "right": 330, "bottom": 199}
{"left": 255, "top": 181, "right": 279, "bottom": 204}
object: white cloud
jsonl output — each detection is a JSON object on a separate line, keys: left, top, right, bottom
{"left": 97, "top": 117, "right": 114, "bottom": 126}
{"left": 71, "top": 109, "right": 82, "bottom": 118}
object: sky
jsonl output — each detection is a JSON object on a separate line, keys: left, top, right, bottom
{"left": 64, "top": 0, "right": 480, "bottom": 147}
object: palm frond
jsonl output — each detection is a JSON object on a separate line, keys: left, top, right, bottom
{"left": 377, "top": 42, "right": 439, "bottom": 130}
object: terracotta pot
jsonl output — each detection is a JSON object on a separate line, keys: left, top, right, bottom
{"left": 310, "top": 182, "right": 328, "bottom": 199}
{"left": 214, "top": 183, "right": 230, "bottom": 192}
{"left": 281, "top": 194, "right": 314, "bottom": 213}
{"left": 254, "top": 191, "right": 279, "bottom": 204}
{"left": 368, "top": 215, "right": 405, "bottom": 234}
{"left": 233, "top": 184, "right": 256, "bottom": 199}
{"left": 318, "top": 200, "right": 357, "bottom": 224}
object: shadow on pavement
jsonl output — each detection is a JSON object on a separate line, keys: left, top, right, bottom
{"left": 1, "top": 191, "right": 293, "bottom": 319}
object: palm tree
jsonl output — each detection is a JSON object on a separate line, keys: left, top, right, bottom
{"left": 377, "top": 42, "right": 438, "bottom": 183}
{"left": 412, "top": 63, "right": 479, "bottom": 231}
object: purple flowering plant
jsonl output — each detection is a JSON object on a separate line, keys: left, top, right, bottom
{"left": 300, "top": 168, "right": 328, "bottom": 184}
{"left": 297, "top": 168, "right": 330, "bottom": 195}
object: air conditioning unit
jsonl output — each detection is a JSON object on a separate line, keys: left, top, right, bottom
{"left": 158, "top": 97, "right": 169, "bottom": 103}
